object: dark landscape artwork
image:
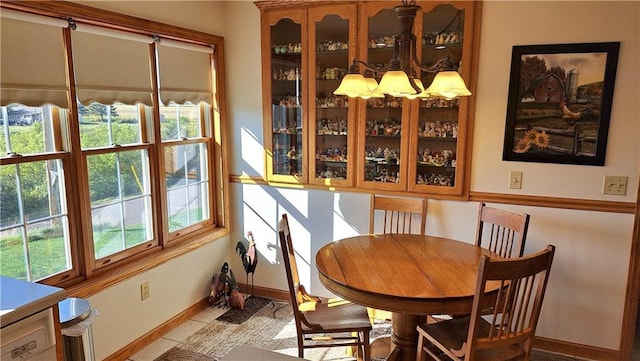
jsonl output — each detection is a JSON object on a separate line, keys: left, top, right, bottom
{"left": 503, "top": 42, "right": 619, "bottom": 166}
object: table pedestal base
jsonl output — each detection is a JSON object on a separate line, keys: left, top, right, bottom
{"left": 370, "top": 335, "right": 392, "bottom": 359}
{"left": 385, "top": 313, "right": 422, "bottom": 361}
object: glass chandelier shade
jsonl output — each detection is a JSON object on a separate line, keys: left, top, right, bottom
{"left": 424, "top": 70, "right": 472, "bottom": 100}
{"left": 333, "top": 73, "right": 370, "bottom": 97}
{"left": 334, "top": 66, "right": 385, "bottom": 98}
{"left": 376, "top": 69, "right": 416, "bottom": 96}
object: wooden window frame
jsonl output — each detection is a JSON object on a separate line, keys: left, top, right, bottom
{"left": 0, "top": 1, "right": 229, "bottom": 296}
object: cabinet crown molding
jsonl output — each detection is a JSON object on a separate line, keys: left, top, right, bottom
{"left": 255, "top": 1, "right": 355, "bottom": 11}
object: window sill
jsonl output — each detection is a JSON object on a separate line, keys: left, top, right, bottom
{"left": 64, "top": 227, "right": 230, "bottom": 298}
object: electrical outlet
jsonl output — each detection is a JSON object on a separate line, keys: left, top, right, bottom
{"left": 603, "top": 176, "right": 627, "bottom": 195}
{"left": 141, "top": 281, "right": 150, "bottom": 301}
{"left": 509, "top": 171, "right": 523, "bottom": 189}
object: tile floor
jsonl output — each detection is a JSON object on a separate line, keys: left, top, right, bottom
{"left": 127, "top": 306, "right": 228, "bottom": 361}
{"left": 127, "top": 305, "right": 638, "bottom": 361}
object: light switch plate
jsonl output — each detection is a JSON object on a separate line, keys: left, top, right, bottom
{"left": 509, "top": 171, "right": 523, "bottom": 189}
{"left": 603, "top": 176, "right": 627, "bottom": 195}
{"left": 141, "top": 281, "right": 150, "bottom": 301}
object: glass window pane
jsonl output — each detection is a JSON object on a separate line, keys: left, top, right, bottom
{"left": 79, "top": 111, "right": 109, "bottom": 149}
{"left": 167, "top": 188, "right": 187, "bottom": 232}
{"left": 188, "top": 183, "right": 209, "bottom": 224}
{"left": 0, "top": 158, "right": 71, "bottom": 282}
{"left": 89, "top": 149, "right": 152, "bottom": 259}
{"left": 164, "top": 143, "right": 207, "bottom": 187}
{"left": 79, "top": 103, "right": 141, "bottom": 149}
{"left": 123, "top": 197, "right": 152, "bottom": 247}
{"left": 164, "top": 142, "right": 210, "bottom": 233}
{"left": 87, "top": 153, "right": 119, "bottom": 202}
{"left": 92, "top": 203, "right": 123, "bottom": 259}
{"left": 120, "top": 150, "right": 149, "bottom": 198}
{"left": 27, "top": 218, "right": 71, "bottom": 281}
{"left": 88, "top": 150, "right": 149, "bottom": 203}
{"left": 164, "top": 147, "right": 185, "bottom": 181}
{"left": 0, "top": 218, "right": 71, "bottom": 282}
{"left": 112, "top": 105, "right": 142, "bottom": 145}
{"left": 1, "top": 105, "right": 57, "bottom": 156}
{"left": 0, "top": 164, "right": 20, "bottom": 227}
{"left": 20, "top": 160, "right": 66, "bottom": 222}
{"left": 166, "top": 181, "right": 210, "bottom": 233}
{"left": 159, "top": 103, "right": 201, "bottom": 141}
{"left": 0, "top": 227, "right": 28, "bottom": 280}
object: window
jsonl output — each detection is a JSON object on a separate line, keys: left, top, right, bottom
{"left": 0, "top": 105, "right": 73, "bottom": 282}
{"left": 156, "top": 39, "right": 216, "bottom": 240}
{"left": 0, "top": 4, "right": 226, "bottom": 288}
{"left": 160, "top": 103, "right": 211, "bottom": 235}
{"left": 79, "top": 103, "right": 154, "bottom": 261}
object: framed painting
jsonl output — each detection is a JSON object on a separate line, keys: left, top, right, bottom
{"left": 503, "top": 42, "right": 619, "bottom": 166}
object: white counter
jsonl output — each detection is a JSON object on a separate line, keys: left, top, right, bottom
{"left": 0, "top": 276, "right": 66, "bottom": 327}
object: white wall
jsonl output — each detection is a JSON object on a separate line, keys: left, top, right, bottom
{"left": 473, "top": 1, "right": 639, "bottom": 201}
{"left": 470, "top": 2, "right": 639, "bottom": 347}
{"left": 87, "top": 238, "right": 230, "bottom": 360}
{"left": 73, "top": 1, "right": 227, "bottom": 35}
{"left": 223, "top": 0, "right": 640, "bottom": 353}
{"left": 67, "top": 0, "right": 639, "bottom": 357}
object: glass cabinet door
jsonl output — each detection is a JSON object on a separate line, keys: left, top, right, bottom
{"left": 356, "top": 2, "right": 410, "bottom": 191}
{"left": 263, "top": 10, "right": 307, "bottom": 183}
{"left": 408, "top": 2, "right": 475, "bottom": 195}
{"left": 309, "top": 5, "right": 357, "bottom": 187}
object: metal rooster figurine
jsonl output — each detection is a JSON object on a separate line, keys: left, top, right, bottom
{"left": 236, "top": 231, "right": 258, "bottom": 298}
{"left": 209, "top": 261, "right": 243, "bottom": 309}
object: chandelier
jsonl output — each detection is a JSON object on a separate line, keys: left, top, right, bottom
{"left": 334, "top": 0, "right": 471, "bottom": 100}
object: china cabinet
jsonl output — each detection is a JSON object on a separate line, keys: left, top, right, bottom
{"left": 257, "top": 1, "right": 480, "bottom": 197}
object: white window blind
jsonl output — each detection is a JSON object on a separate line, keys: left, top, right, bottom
{"left": 71, "top": 24, "right": 154, "bottom": 106}
{"left": 0, "top": 10, "right": 69, "bottom": 107}
{"left": 158, "top": 39, "right": 213, "bottom": 105}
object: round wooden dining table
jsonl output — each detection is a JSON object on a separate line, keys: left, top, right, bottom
{"left": 315, "top": 233, "right": 498, "bottom": 361}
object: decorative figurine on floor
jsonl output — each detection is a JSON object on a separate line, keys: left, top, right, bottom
{"left": 236, "top": 231, "right": 259, "bottom": 298}
{"left": 208, "top": 262, "right": 244, "bottom": 310}
{"left": 208, "top": 272, "right": 227, "bottom": 308}
{"left": 223, "top": 262, "right": 245, "bottom": 310}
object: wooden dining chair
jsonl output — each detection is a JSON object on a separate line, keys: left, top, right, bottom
{"left": 369, "top": 195, "right": 427, "bottom": 235}
{"left": 278, "top": 214, "right": 372, "bottom": 361}
{"left": 435, "top": 204, "right": 530, "bottom": 322}
{"left": 475, "top": 202, "right": 530, "bottom": 258}
{"left": 368, "top": 195, "right": 428, "bottom": 323}
{"left": 416, "top": 245, "right": 555, "bottom": 361}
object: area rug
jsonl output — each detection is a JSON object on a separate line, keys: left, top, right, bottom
{"left": 155, "top": 298, "right": 389, "bottom": 361}
{"left": 216, "top": 296, "right": 272, "bottom": 325}
{"left": 154, "top": 297, "right": 588, "bottom": 361}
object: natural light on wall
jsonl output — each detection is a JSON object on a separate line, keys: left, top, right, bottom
{"left": 276, "top": 188, "right": 311, "bottom": 287}
{"left": 333, "top": 193, "right": 360, "bottom": 240}
{"left": 242, "top": 185, "right": 280, "bottom": 264}
{"left": 241, "top": 126, "right": 266, "bottom": 177}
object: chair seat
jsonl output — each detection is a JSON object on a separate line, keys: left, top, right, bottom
{"left": 418, "top": 316, "right": 526, "bottom": 361}
{"left": 302, "top": 298, "right": 372, "bottom": 333}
